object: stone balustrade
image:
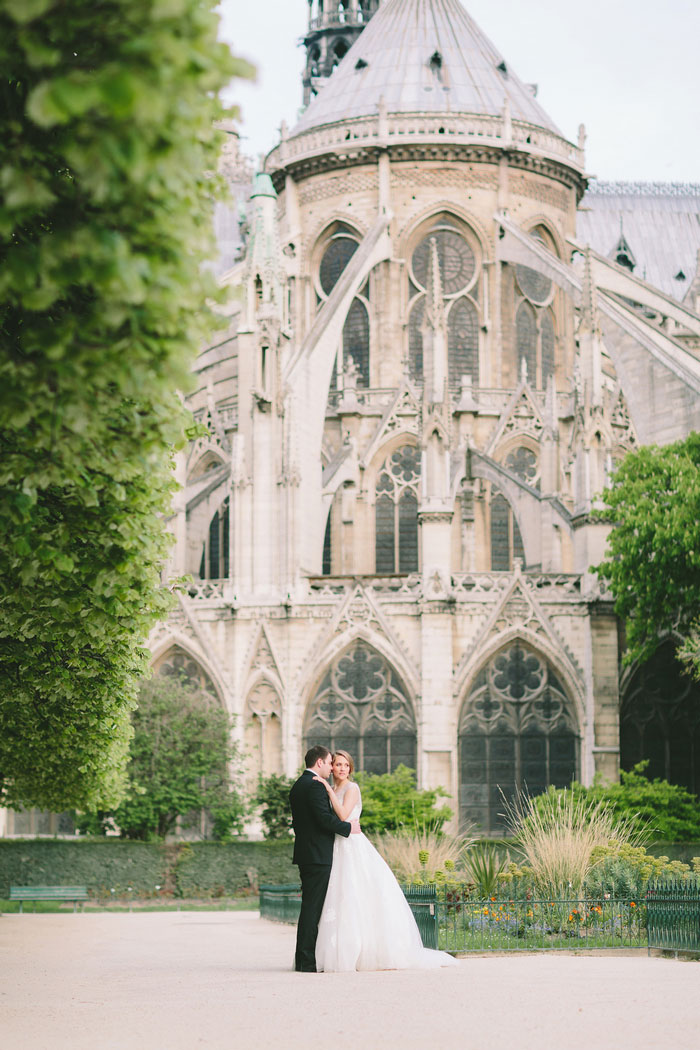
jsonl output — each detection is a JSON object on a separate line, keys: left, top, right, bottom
{"left": 268, "top": 112, "right": 584, "bottom": 173}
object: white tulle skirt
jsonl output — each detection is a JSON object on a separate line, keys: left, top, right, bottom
{"left": 315, "top": 832, "right": 457, "bottom": 972}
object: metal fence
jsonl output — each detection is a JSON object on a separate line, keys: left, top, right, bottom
{"left": 259, "top": 880, "right": 700, "bottom": 954}
{"left": 259, "top": 883, "right": 302, "bottom": 924}
{"left": 420, "top": 885, "right": 646, "bottom": 952}
{"left": 646, "top": 881, "right": 700, "bottom": 953}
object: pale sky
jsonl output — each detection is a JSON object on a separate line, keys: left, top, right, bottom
{"left": 219, "top": 0, "right": 700, "bottom": 183}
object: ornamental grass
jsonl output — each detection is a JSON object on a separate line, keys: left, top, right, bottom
{"left": 505, "top": 787, "right": 649, "bottom": 896}
{"left": 372, "top": 821, "right": 473, "bottom": 882}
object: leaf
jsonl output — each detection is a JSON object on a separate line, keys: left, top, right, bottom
{"left": 3, "top": 0, "right": 54, "bottom": 25}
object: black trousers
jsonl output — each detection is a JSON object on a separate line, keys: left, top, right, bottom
{"left": 295, "top": 863, "right": 332, "bottom": 972}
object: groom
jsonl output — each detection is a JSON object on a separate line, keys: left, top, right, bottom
{"left": 289, "top": 744, "right": 360, "bottom": 972}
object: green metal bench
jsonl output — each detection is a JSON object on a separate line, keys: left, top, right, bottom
{"left": 10, "top": 886, "right": 89, "bottom": 913}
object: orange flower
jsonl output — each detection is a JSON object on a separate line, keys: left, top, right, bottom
{"left": 630, "top": 901, "right": 636, "bottom": 908}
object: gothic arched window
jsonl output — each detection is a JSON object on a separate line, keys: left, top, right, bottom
{"left": 375, "top": 444, "right": 420, "bottom": 574}
{"left": 408, "top": 296, "right": 425, "bottom": 382}
{"left": 319, "top": 233, "right": 358, "bottom": 296}
{"left": 447, "top": 297, "right": 479, "bottom": 387}
{"left": 343, "top": 297, "right": 370, "bottom": 386}
{"left": 322, "top": 508, "right": 332, "bottom": 576}
{"left": 621, "top": 641, "right": 700, "bottom": 795}
{"left": 512, "top": 237, "right": 557, "bottom": 387}
{"left": 199, "top": 497, "right": 229, "bottom": 579}
{"left": 319, "top": 230, "right": 370, "bottom": 389}
{"left": 305, "top": 641, "right": 417, "bottom": 774}
{"left": 459, "top": 644, "right": 578, "bottom": 834}
{"left": 515, "top": 301, "right": 537, "bottom": 383}
{"left": 490, "top": 490, "right": 525, "bottom": 570}
{"left": 407, "top": 218, "right": 480, "bottom": 390}
{"left": 154, "top": 646, "right": 219, "bottom": 702}
{"left": 540, "top": 310, "right": 555, "bottom": 385}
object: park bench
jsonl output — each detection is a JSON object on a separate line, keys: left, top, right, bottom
{"left": 10, "top": 885, "right": 88, "bottom": 913}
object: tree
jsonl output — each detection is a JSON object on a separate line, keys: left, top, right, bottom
{"left": 76, "top": 673, "right": 245, "bottom": 840}
{"left": 353, "top": 765, "right": 452, "bottom": 836}
{"left": 0, "top": 0, "right": 252, "bottom": 811}
{"left": 255, "top": 774, "right": 295, "bottom": 839}
{"left": 594, "top": 433, "right": 700, "bottom": 671}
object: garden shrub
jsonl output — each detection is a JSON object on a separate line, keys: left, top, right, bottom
{"left": 255, "top": 774, "right": 295, "bottom": 840}
{"left": 353, "top": 765, "right": 452, "bottom": 836}
{"left": 0, "top": 839, "right": 297, "bottom": 900}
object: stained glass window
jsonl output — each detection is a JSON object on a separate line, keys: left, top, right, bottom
{"left": 322, "top": 510, "right": 332, "bottom": 575}
{"left": 320, "top": 235, "right": 359, "bottom": 296}
{"left": 408, "top": 297, "right": 425, "bottom": 382}
{"left": 200, "top": 497, "right": 229, "bottom": 579}
{"left": 447, "top": 297, "right": 479, "bottom": 387}
{"left": 343, "top": 297, "right": 370, "bottom": 386}
{"left": 412, "top": 229, "right": 476, "bottom": 296}
{"left": 504, "top": 446, "right": 539, "bottom": 490}
{"left": 155, "top": 646, "right": 219, "bottom": 702}
{"left": 490, "top": 490, "right": 525, "bottom": 571}
{"left": 541, "top": 310, "right": 555, "bottom": 384}
{"left": 459, "top": 644, "right": 578, "bottom": 834}
{"left": 375, "top": 444, "right": 420, "bottom": 573}
{"left": 515, "top": 263, "right": 552, "bottom": 305}
{"left": 305, "top": 642, "right": 417, "bottom": 775}
{"left": 515, "top": 301, "right": 537, "bottom": 383}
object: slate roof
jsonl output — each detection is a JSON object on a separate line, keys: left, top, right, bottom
{"left": 292, "top": 0, "right": 561, "bottom": 136}
{"left": 577, "top": 182, "right": 700, "bottom": 302}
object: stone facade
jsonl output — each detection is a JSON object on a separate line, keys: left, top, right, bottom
{"left": 153, "top": 0, "right": 700, "bottom": 837}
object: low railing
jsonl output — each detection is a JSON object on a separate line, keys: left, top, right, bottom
{"left": 269, "top": 113, "right": 585, "bottom": 173}
{"left": 426, "top": 886, "right": 646, "bottom": 952}
{"left": 259, "top": 882, "right": 650, "bottom": 952}
{"left": 646, "top": 881, "right": 700, "bottom": 953}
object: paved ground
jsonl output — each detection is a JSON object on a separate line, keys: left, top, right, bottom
{"left": 1, "top": 911, "right": 698, "bottom": 1050}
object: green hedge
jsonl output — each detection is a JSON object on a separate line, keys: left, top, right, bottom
{"left": 0, "top": 839, "right": 297, "bottom": 899}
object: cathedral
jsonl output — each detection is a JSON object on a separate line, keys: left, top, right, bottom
{"left": 9, "top": 0, "right": 700, "bottom": 838}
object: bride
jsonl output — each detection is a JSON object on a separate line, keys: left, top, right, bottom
{"left": 313, "top": 750, "right": 456, "bottom": 972}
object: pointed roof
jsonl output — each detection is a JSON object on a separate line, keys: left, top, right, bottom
{"left": 293, "top": 0, "right": 561, "bottom": 136}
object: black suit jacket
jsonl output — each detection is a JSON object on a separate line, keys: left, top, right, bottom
{"left": 289, "top": 770, "right": 352, "bottom": 865}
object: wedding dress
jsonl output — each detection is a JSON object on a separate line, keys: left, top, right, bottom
{"left": 315, "top": 783, "right": 457, "bottom": 972}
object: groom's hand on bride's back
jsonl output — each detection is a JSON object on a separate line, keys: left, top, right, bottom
{"left": 350, "top": 820, "right": 361, "bottom": 834}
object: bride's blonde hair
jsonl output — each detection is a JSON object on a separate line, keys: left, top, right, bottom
{"left": 332, "top": 749, "right": 355, "bottom": 777}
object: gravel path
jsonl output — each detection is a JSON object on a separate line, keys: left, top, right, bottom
{"left": 1, "top": 911, "right": 698, "bottom": 1049}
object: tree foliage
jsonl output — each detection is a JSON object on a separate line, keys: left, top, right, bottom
{"left": 75, "top": 674, "right": 245, "bottom": 841}
{"left": 255, "top": 773, "right": 295, "bottom": 840}
{"left": 0, "top": 0, "right": 251, "bottom": 810}
{"left": 353, "top": 765, "right": 452, "bottom": 836}
{"left": 532, "top": 763, "right": 700, "bottom": 844}
{"left": 594, "top": 433, "right": 700, "bottom": 669}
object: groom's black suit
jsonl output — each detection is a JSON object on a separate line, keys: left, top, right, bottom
{"left": 289, "top": 769, "right": 352, "bottom": 972}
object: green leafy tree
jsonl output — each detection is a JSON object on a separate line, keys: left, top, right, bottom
{"left": 76, "top": 674, "right": 245, "bottom": 840}
{"left": 0, "top": 0, "right": 252, "bottom": 811}
{"left": 353, "top": 765, "right": 452, "bottom": 836}
{"left": 255, "top": 773, "right": 295, "bottom": 839}
{"left": 594, "top": 433, "right": 700, "bottom": 670}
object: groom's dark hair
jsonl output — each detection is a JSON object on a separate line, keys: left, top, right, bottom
{"left": 305, "top": 744, "right": 331, "bottom": 768}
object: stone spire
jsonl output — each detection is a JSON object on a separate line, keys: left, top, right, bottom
{"left": 421, "top": 238, "right": 449, "bottom": 405}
